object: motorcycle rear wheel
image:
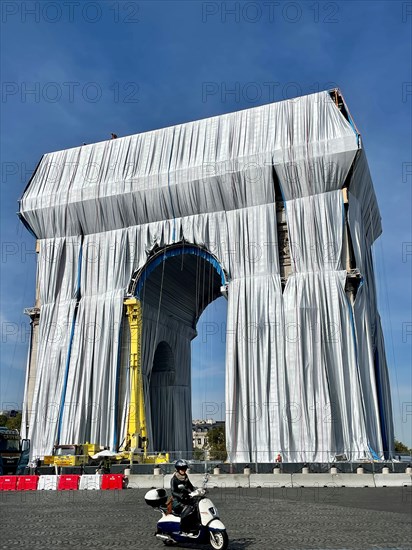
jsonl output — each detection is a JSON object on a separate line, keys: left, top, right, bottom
{"left": 209, "top": 529, "right": 229, "bottom": 550}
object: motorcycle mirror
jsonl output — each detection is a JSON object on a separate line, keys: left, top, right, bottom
{"left": 177, "top": 484, "right": 185, "bottom": 490}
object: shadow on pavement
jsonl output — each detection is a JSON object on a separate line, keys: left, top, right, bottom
{"left": 229, "top": 539, "right": 256, "bottom": 548}
{"left": 171, "top": 538, "right": 255, "bottom": 549}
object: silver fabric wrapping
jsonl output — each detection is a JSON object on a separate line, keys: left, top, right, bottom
{"left": 20, "top": 92, "right": 359, "bottom": 238}
{"left": 20, "top": 91, "right": 392, "bottom": 461}
{"left": 348, "top": 193, "right": 394, "bottom": 458}
{"left": 27, "top": 237, "right": 81, "bottom": 459}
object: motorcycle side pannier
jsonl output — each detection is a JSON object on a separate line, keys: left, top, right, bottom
{"left": 145, "top": 488, "right": 168, "bottom": 508}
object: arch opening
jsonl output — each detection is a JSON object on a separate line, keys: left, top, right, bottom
{"left": 130, "top": 244, "right": 227, "bottom": 455}
{"left": 191, "top": 296, "right": 227, "bottom": 459}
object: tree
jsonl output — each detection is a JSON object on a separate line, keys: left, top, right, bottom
{"left": 193, "top": 447, "right": 206, "bottom": 461}
{"left": 0, "top": 413, "right": 22, "bottom": 432}
{"left": 394, "top": 439, "right": 411, "bottom": 455}
{"left": 6, "top": 412, "right": 22, "bottom": 431}
{"left": 206, "top": 426, "right": 227, "bottom": 461}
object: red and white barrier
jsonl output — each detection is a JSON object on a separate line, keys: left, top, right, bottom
{"left": 17, "top": 475, "right": 39, "bottom": 490}
{"left": 58, "top": 474, "right": 80, "bottom": 490}
{"left": 101, "top": 474, "right": 125, "bottom": 490}
{"left": 0, "top": 476, "right": 17, "bottom": 490}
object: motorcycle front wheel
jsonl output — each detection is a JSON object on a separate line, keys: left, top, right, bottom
{"left": 209, "top": 529, "right": 229, "bottom": 550}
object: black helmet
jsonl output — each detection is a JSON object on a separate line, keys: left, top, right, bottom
{"left": 175, "top": 459, "right": 188, "bottom": 470}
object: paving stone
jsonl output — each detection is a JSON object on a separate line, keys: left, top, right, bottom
{"left": 0, "top": 488, "right": 410, "bottom": 549}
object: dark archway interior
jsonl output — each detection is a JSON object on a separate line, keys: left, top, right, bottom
{"left": 151, "top": 341, "right": 175, "bottom": 386}
{"left": 140, "top": 251, "right": 225, "bottom": 453}
{"left": 140, "top": 253, "right": 224, "bottom": 329}
{"left": 150, "top": 341, "right": 175, "bottom": 447}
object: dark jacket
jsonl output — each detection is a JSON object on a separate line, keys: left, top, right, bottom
{"left": 170, "top": 472, "right": 194, "bottom": 504}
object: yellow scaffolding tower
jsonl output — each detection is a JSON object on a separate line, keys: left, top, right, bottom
{"left": 123, "top": 297, "right": 169, "bottom": 464}
{"left": 124, "top": 297, "right": 147, "bottom": 455}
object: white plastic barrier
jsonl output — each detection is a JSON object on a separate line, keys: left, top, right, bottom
{"left": 30, "top": 472, "right": 412, "bottom": 490}
{"left": 167, "top": 473, "right": 251, "bottom": 488}
{"left": 291, "top": 474, "right": 336, "bottom": 487}
{"left": 202, "top": 474, "right": 250, "bottom": 488}
{"left": 79, "top": 474, "right": 102, "bottom": 490}
{"left": 127, "top": 475, "right": 163, "bottom": 489}
{"left": 374, "top": 474, "right": 412, "bottom": 487}
{"left": 38, "top": 475, "right": 58, "bottom": 490}
{"left": 250, "top": 474, "right": 293, "bottom": 488}
{"left": 331, "top": 473, "right": 375, "bottom": 487}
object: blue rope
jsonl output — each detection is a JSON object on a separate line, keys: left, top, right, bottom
{"left": 56, "top": 241, "right": 83, "bottom": 444}
{"left": 374, "top": 349, "right": 389, "bottom": 459}
{"left": 112, "top": 315, "right": 123, "bottom": 450}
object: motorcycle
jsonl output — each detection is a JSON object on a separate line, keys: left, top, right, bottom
{"left": 145, "top": 474, "right": 229, "bottom": 549}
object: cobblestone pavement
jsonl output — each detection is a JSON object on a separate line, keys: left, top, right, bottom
{"left": 1, "top": 488, "right": 411, "bottom": 550}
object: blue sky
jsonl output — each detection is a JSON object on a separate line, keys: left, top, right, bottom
{"left": 1, "top": 1, "right": 411, "bottom": 446}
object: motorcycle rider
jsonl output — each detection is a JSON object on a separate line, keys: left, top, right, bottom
{"left": 170, "top": 459, "right": 197, "bottom": 534}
